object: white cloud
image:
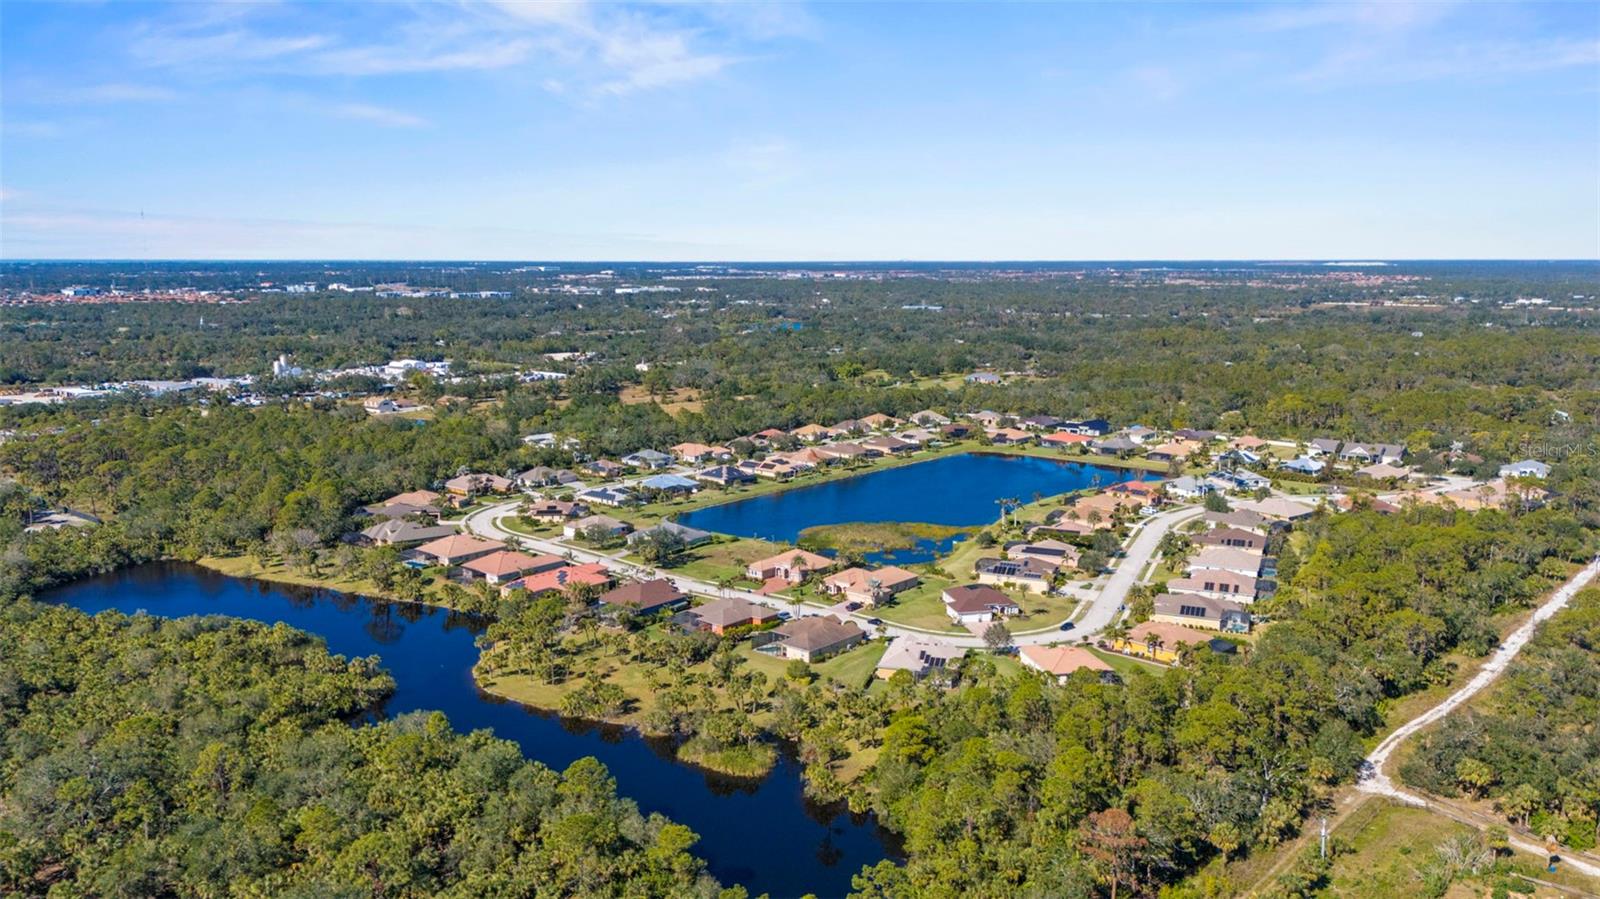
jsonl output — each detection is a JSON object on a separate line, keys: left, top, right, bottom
{"left": 116, "top": 1, "right": 801, "bottom": 96}
{"left": 328, "top": 103, "right": 429, "bottom": 128}
{"left": 47, "top": 83, "right": 181, "bottom": 104}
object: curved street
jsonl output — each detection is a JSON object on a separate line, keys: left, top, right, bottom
{"left": 462, "top": 500, "right": 1205, "bottom": 648}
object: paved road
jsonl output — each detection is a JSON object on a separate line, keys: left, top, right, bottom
{"left": 461, "top": 499, "right": 1205, "bottom": 648}
{"left": 1358, "top": 556, "right": 1600, "bottom": 877}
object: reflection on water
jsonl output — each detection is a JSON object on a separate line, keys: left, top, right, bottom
{"left": 44, "top": 562, "right": 900, "bottom": 898}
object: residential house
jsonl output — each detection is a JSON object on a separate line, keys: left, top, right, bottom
{"left": 1233, "top": 497, "right": 1315, "bottom": 522}
{"left": 896, "top": 428, "right": 938, "bottom": 445}
{"left": 830, "top": 419, "right": 870, "bottom": 437}
{"left": 750, "top": 427, "right": 790, "bottom": 445}
{"left": 414, "top": 534, "right": 504, "bottom": 567}
{"left": 584, "top": 459, "right": 627, "bottom": 479}
{"left": 1196, "top": 527, "right": 1266, "bottom": 551}
{"left": 1215, "top": 468, "right": 1272, "bottom": 492}
{"left": 462, "top": 551, "right": 566, "bottom": 585}
{"left": 942, "top": 584, "right": 1022, "bottom": 624}
{"left": 363, "top": 396, "right": 420, "bottom": 415}
{"left": 816, "top": 442, "right": 874, "bottom": 462}
{"left": 975, "top": 556, "right": 1057, "bottom": 593}
{"left": 1204, "top": 508, "right": 1269, "bottom": 530}
{"left": 1186, "top": 546, "right": 1264, "bottom": 578}
{"left": 1112, "top": 621, "right": 1217, "bottom": 664}
{"left": 1005, "top": 538, "right": 1082, "bottom": 568}
{"left": 695, "top": 464, "right": 755, "bottom": 486}
{"left": 1109, "top": 480, "right": 1163, "bottom": 501}
{"left": 621, "top": 449, "right": 674, "bottom": 470}
{"left": 1090, "top": 436, "right": 1140, "bottom": 456}
{"left": 1151, "top": 593, "right": 1250, "bottom": 632}
{"left": 1165, "top": 476, "right": 1212, "bottom": 500}
{"left": 367, "top": 489, "right": 443, "bottom": 513}
{"left": 1122, "top": 425, "right": 1159, "bottom": 445}
{"left": 876, "top": 638, "right": 967, "bottom": 680}
{"left": 941, "top": 423, "right": 974, "bottom": 439}
{"left": 966, "top": 372, "right": 1002, "bottom": 385}
{"left": 860, "top": 413, "right": 901, "bottom": 430}
{"left": 1174, "top": 429, "right": 1219, "bottom": 443}
{"left": 517, "top": 466, "right": 579, "bottom": 488}
{"left": 627, "top": 520, "right": 712, "bottom": 548}
{"left": 822, "top": 566, "right": 921, "bottom": 606}
{"left": 445, "top": 473, "right": 515, "bottom": 497}
{"left": 1340, "top": 442, "right": 1407, "bottom": 465}
{"left": 1355, "top": 462, "right": 1411, "bottom": 480}
{"left": 752, "top": 459, "right": 800, "bottom": 480}
{"left": 1019, "top": 645, "right": 1113, "bottom": 683}
{"left": 359, "top": 519, "right": 456, "bottom": 547}
{"left": 523, "top": 499, "right": 588, "bottom": 522}
{"left": 985, "top": 427, "right": 1035, "bottom": 445}
{"left": 861, "top": 434, "right": 917, "bottom": 455}
{"left": 1058, "top": 418, "right": 1112, "bottom": 436}
{"left": 1218, "top": 448, "right": 1263, "bottom": 467}
{"left": 968, "top": 410, "right": 1007, "bottom": 427}
{"left": 574, "top": 486, "right": 634, "bottom": 508}
{"left": 1166, "top": 571, "right": 1260, "bottom": 602}
{"left": 1282, "top": 456, "right": 1326, "bottom": 475}
{"left": 747, "top": 549, "right": 833, "bottom": 584}
{"left": 671, "top": 442, "right": 731, "bottom": 464}
{"left": 638, "top": 473, "right": 699, "bottom": 495}
{"left": 684, "top": 596, "right": 779, "bottom": 635}
{"left": 791, "top": 423, "right": 832, "bottom": 443}
{"left": 363, "top": 501, "right": 438, "bottom": 521}
{"left": 1020, "top": 414, "right": 1064, "bottom": 431}
{"left": 1498, "top": 459, "right": 1551, "bottom": 479}
{"left": 1041, "top": 431, "right": 1094, "bottom": 449}
{"left": 1307, "top": 438, "right": 1342, "bottom": 458}
{"left": 1145, "top": 441, "right": 1197, "bottom": 463}
{"left": 506, "top": 562, "right": 612, "bottom": 598}
{"left": 564, "top": 514, "right": 632, "bottom": 540}
{"left": 598, "top": 579, "right": 690, "bottom": 616}
{"left": 767, "top": 617, "right": 866, "bottom": 663}
{"left": 1229, "top": 435, "right": 1268, "bottom": 451}
{"left": 909, "top": 410, "right": 951, "bottom": 426}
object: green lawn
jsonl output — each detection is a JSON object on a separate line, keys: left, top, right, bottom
{"left": 1088, "top": 646, "right": 1168, "bottom": 679}
{"left": 813, "top": 641, "right": 889, "bottom": 688}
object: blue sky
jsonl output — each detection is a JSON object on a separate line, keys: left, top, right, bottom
{"left": 2, "top": 1, "right": 1596, "bottom": 260}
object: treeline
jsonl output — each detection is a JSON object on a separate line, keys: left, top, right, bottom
{"left": 842, "top": 505, "right": 1594, "bottom": 897}
{"left": 1400, "top": 586, "right": 1600, "bottom": 851}
{"left": 0, "top": 598, "right": 731, "bottom": 897}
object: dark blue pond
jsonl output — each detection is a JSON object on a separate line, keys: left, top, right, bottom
{"left": 43, "top": 563, "right": 898, "bottom": 898}
{"left": 680, "top": 451, "right": 1147, "bottom": 563}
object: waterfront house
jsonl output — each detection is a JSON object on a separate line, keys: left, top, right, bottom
{"left": 414, "top": 534, "right": 503, "bottom": 567}
{"left": 1005, "top": 539, "right": 1082, "bottom": 568}
{"left": 942, "top": 584, "right": 1022, "bottom": 624}
{"left": 822, "top": 566, "right": 921, "bottom": 606}
{"left": 816, "top": 442, "right": 874, "bottom": 462}
{"left": 695, "top": 464, "right": 756, "bottom": 486}
{"left": 862, "top": 434, "right": 917, "bottom": 455}
{"left": 985, "top": 427, "right": 1034, "bottom": 446}
{"left": 359, "top": 519, "right": 456, "bottom": 547}
{"left": 1041, "top": 431, "right": 1094, "bottom": 449}
{"left": 638, "top": 473, "right": 699, "bottom": 495}
{"left": 506, "top": 562, "right": 612, "bottom": 598}
{"left": 462, "top": 550, "right": 565, "bottom": 585}
{"left": 1019, "top": 645, "right": 1113, "bottom": 683}
{"left": 1090, "top": 436, "right": 1139, "bottom": 456}
{"left": 747, "top": 549, "right": 833, "bottom": 585}
{"left": 627, "top": 520, "right": 712, "bottom": 548}
{"left": 975, "top": 556, "right": 1056, "bottom": 593}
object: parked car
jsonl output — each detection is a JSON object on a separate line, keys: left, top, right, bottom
{"left": 1059, "top": 621, "right": 1076, "bottom": 631}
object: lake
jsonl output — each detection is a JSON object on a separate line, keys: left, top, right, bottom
{"left": 43, "top": 563, "right": 899, "bottom": 898}
{"left": 680, "top": 451, "right": 1148, "bottom": 563}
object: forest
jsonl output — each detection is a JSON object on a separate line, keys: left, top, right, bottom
{"left": 0, "top": 598, "right": 730, "bottom": 897}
